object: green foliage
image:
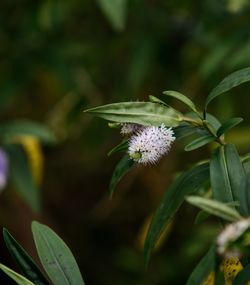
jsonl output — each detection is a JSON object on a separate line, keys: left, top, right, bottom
{"left": 5, "top": 144, "right": 40, "bottom": 212}
{"left": 163, "top": 90, "right": 198, "bottom": 113}
{"left": 0, "top": 263, "right": 35, "bottom": 285}
{"left": 1, "top": 223, "right": 86, "bottom": 285}
{"left": 216, "top": 117, "right": 244, "bottom": 137}
{"left": 233, "top": 264, "right": 250, "bottom": 285}
{"left": 210, "top": 144, "right": 246, "bottom": 205}
{"left": 184, "top": 134, "right": 214, "bottom": 151}
{"left": 186, "top": 196, "right": 242, "bottom": 222}
{"left": 109, "top": 155, "right": 134, "bottom": 197}
{"left": 0, "top": 121, "right": 56, "bottom": 144}
{"left": 186, "top": 245, "right": 216, "bottom": 285}
{"left": 107, "top": 139, "right": 128, "bottom": 156}
{"left": 32, "top": 221, "right": 85, "bottom": 285}
{"left": 144, "top": 162, "right": 210, "bottom": 265}
{"left": 84, "top": 102, "right": 182, "bottom": 127}
{"left": 97, "top": 0, "right": 128, "bottom": 31}
{"left": 85, "top": 65, "right": 250, "bottom": 283}
{"left": 205, "top": 67, "right": 250, "bottom": 110}
{"left": 3, "top": 1, "right": 250, "bottom": 283}
{"left": 3, "top": 229, "right": 50, "bottom": 285}
{"left": 238, "top": 175, "right": 250, "bottom": 217}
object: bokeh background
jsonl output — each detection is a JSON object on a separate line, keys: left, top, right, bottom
{"left": 1, "top": 1, "right": 250, "bottom": 284}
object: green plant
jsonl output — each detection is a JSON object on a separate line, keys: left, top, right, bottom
{"left": 84, "top": 67, "right": 250, "bottom": 284}
{"left": 0, "top": 221, "right": 85, "bottom": 285}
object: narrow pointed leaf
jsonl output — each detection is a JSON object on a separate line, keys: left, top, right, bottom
{"left": 233, "top": 264, "right": 250, "bottom": 285}
{"left": 0, "top": 263, "right": 35, "bottom": 285}
{"left": 205, "top": 67, "right": 250, "bottom": 109}
{"left": 205, "top": 113, "right": 222, "bottom": 132}
{"left": 243, "top": 159, "right": 250, "bottom": 175}
{"left": 186, "top": 245, "right": 216, "bottom": 285}
{"left": 84, "top": 102, "right": 181, "bottom": 127}
{"left": 32, "top": 221, "right": 85, "bottom": 285}
{"left": 108, "top": 140, "right": 128, "bottom": 156}
{"left": 163, "top": 90, "right": 197, "bottom": 112}
{"left": 148, "top": 95, "right": 169, "bottom": 107}
{"left": 144, "top": 162, "right": 210, "bottom": 265}
{"left": 3, "top": 228, "right": 50, "bottom": 285}
{"left": 184, "top": 135, "right": 214, "bottom": 151}
{"left": 217, "top": 117, "right": 243, "bottom": 137}
{"left": 186, "top": 196, "right": 242, "bottom": 221}
{"left": 109, "top": 155, "right": 134, "bottom": 197}
{"left": 238, "top": 175, "right": 250, "bottom": 216}
{"left": 194, "top": 210, "right": 211, "bottom": 225}
{"left": 210, "top": 144, "right": 246, "bottom": 207}
{"left": 0, "top": 121, "right": 56, "bottom": 144}
{"left": 97, "top": 0, "right": 127, "bottom": 32}
{"left": 173, "top": 123, "right": 196, "bottom": 140}
{"left": 5, "top": 144, "right": 40, "bottom": 212}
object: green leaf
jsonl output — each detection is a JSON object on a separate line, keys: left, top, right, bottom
{"left": 238, "top": 175, "right": 250, "bottom": 216}
{"left": 210, "top": 144, "right": 246, "bottom": 206}
{"left": 107, "top": 140, "right": 128, "bottom": 156}
{"left": 5, "top": 144, "right": 40, "bottom": 212}
{"left": 32, "top": 221, "right": 85, "bottom": 285}
{"left": 205, "top": 113, "right": 222, "bottom": 132}
{"left": 233, "top": 264, "right": 250, "bottom": 285}
{"left": 3, "top": 228, "right": 50, "bottom": 285}
{"left": 186, "top": 196, "right": 242, "bottom": 221}
{"left": 84, "top": 102, "right": 181, "bottom": 127}
{"left": 243, "top": 159, "right": 250, "bottom": 175}
{"left": 96, "top": 0, "right": 127, "bottom": 32}
{"left": 144, "top": 162, "right": 210, "bottom": 265}
{"left": 0, "top": 120, "right": 56, "bottom": 144}
{"left": 109, "top": 155, "right": 134, "bottom": 197}
{"left": 148, "top": 95, "right": 168, "bottom": 107}
{"left": 0, "top": 263, "right": 35, "bottom": 285}
{"left": 186, "top": 245, "right": 216, "bottom": 285}
{"left": 217, "top": 117, "right": 243, "bottom": 137}
{"left": 163, "top": 90, "right": 197, "bottom": 113}
{"left": 194, "top": 210, "right": 211, "bottom": 225}
{"left": 173, "top": 123, "right": 197, "bottom": 140}
{"left": 205, "top": 67, "right": 250, "bottom": 109}
{"left": 184, "top": 135, "right": 214, "bottom": 151}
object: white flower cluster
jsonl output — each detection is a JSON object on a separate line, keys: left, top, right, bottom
{"left": 217, "top": 218, "right": 250, "bottom": 258}
{"left": 123, "top": 123, "right": 175, "bottom": 164}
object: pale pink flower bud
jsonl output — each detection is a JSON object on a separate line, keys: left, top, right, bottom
{"left": 217, "top": 218, "right": 250, "bottom": 258}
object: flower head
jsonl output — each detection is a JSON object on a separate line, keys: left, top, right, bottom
{"left": 128, "top": 124, "right": 175, "bottom": 164}
{"left": 0, "top": 148, "right": 9, "bottom": 192}
{"left": 217, "top": 218, "right": 250, "bottom": 258}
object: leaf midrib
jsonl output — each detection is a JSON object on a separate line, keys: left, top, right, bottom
{"left": 38, "top": 229, "right": 72, "bottom": 285}
{"left": 221, "top": 146, "right": 234, "bottom": 202}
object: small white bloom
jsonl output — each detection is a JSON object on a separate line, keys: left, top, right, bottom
{"left": 128, "top": 124, "right": 175, "bottom": 164}
{"left": 120, "top": 123, "right": 143, "bottom": 135}
{"left": 217, "top": 218, "right": 250, "bottom": 257}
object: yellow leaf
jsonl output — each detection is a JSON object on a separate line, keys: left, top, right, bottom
{"left": 221, "top": 257, "right": 243, "bottom": 285}
{"left": 202, "top": 271, "right": 215, "bottom": 285}
{"left": 135, "top": 213, "right": 174, "bottom": 251}
{"left": 14, "top": 136, "right": 44, "bottom": 185}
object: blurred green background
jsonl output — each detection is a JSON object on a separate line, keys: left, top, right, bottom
{"left": 1, "top": 0, "right": 250, "bottom": 284}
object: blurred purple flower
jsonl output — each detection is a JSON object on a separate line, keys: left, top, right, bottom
{"left": 0, "top": 148, "right": 9, "bottom": 192}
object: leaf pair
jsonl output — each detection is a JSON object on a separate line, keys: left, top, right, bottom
{"left": 210, "top": 144, "right": 246, "bottom": 212}
{"left": 1, "top": 222, "right": 85, "bottom": 285}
